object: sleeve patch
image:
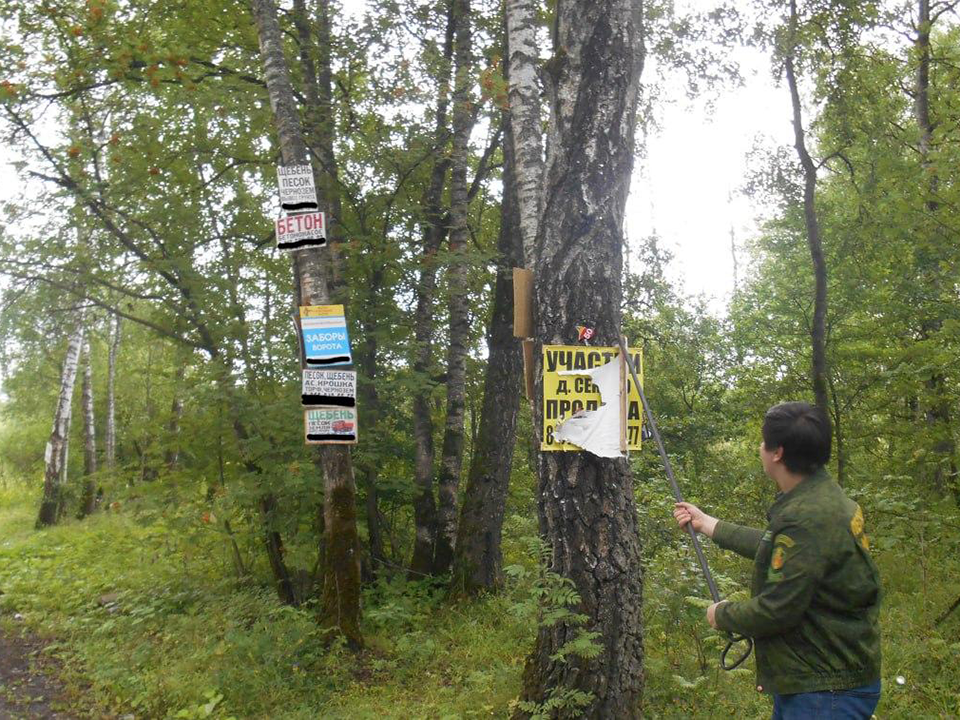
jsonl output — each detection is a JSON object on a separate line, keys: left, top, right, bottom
{"left": 773, "top": 533, "right": 795, "bottom": 548}
{"left": 850, "top": 505, "right": 870, "bottom": 550}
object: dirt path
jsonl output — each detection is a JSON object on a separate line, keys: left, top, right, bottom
{"left": 0, "top": 625, "right": 74, "bottom": 719}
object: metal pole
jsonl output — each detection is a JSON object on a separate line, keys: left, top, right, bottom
{"left": 618, "top": 336, "right": 719, "bottom": 601}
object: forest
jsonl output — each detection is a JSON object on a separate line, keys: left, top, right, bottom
{"left": 0, "top": 0, "right": 958, "bottom": 717}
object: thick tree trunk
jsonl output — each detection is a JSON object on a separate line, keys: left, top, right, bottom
{"left": 251, "top": 0, "right": 362, "bottom": 644}
{"left": 517, "top": 0, "right": 646, "bottom": 715}
{"left": 38, "top": 317, "right": 85, "bottom": 528}
{"left": 785, "top": 0, "right": 829, "bottom": 414}
{"left": 409, "top": 0, "right": 456, "bottom": 578}
{"left": 913, "top": 0, "right": 958, "bottom": 496}
{"left": 451, "top": 101, "right": 524, "bottom": 596}
{"left": 79, "top": 339, "right": 99, "bottom": 517}
{"left": 433, "top": 0, "right": 476, "bottom": 576}
{"left": 104, "top": 314, "right": 120, "bottom": 469}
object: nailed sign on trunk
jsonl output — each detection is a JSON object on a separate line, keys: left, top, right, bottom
{"left": 277, "top": 163, "right": 319, "bottom": 210}
{"left": 305, "top": 407, "right": 358, "bottom": 444}
{"left": 541, "top": 345, "right": 643, "bottom": 452}
{"left": 276, "top": 211, "right": 326, "bottom": 251}
{"left": 300, "top": 305, "right": 352, "bottom": 366}
{"left": 302, "top": 369, "right": 356, "bottom": 407}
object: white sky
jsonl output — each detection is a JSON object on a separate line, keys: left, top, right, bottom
{"left": 626, "top": 43, "right": 794, "bottom": 312}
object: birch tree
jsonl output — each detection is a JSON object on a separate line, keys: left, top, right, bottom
{"left": 104, "top": 314, "right": 120, "bottom": 470}
{"left": 37, "top": 316, "right": 85, "bottom": 527}
{"left": 79, "top": 337, "right": 98, "bottom": 517}
{"left": 509, "top": 0, "right": 647, "bottom": 713}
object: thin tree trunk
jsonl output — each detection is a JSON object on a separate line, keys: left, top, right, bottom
{"left": 251, "top": 0, "right": 362, "bottom": 645}
{"left": 38, "top": 317, "right": 85, "bottom": 528}
{"left": 410, "top": 0, "right": 456, "bottom": 578}
{"left": 451, "top": 62, "right": 524, "bottom": 594}
{"left": 506, "top": 0, "right": 543, "bottom": 267}
{"left": 433, "top": 0, "right": 476, "bottom": 576}
{"left": 785, "top": 0, "right": 829, "bottom": 413}
{"left": 164, "top": 364, "right": 186, "bottom": 470}
{"left": 79, "top": 338, "right": 99, "bottom": 517}
{"left": 827, "top": 371, "right": 846, "bottom": 486}
{"left": 517, "top": 0, "right": 646, "bottom": 715}
{"left": 913, "top": 0, "right": 958, "bottom": 496}
{"left": 104, "top": 314, "right": 120, "bottom": 469}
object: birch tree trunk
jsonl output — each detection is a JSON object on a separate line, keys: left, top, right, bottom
{"left": 451, "top": 12, "right": 525, "bottom": 595}
{"left": 250, "top": 0, "right": 362, "bottom": 645}
{"left": 433, "top": 0, "right": 476, "bottom": 575}
{"left": 785, "top": 0, "right": 829, "bottom": 413}
{"left": 104, "top": 314, "right": 120, "bottom": 469}
{"left": 79, "top": 338, "right": 99, "bottom": 517}
{"left": 516, "top": 0, "right": 646, "bottom": 714}
{"left": 409, "top": 0, "right": 456, "bottom": 578}
{"left": 506, "top": 0, "right": 543, "bottom": 267}
{"left": 38, "top": 317, "right": 85, "bottom": 527}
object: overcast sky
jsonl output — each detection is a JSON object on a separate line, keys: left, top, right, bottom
{"left": 626, "top": 42, "right": 794, "bottom": 312}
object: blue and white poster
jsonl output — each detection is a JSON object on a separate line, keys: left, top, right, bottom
{"left": 300, "top": 305, "right": 352, "bottom": 366}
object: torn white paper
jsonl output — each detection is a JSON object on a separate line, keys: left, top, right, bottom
{"left": 554, "top": 357, "right": 624, "bottom": 458}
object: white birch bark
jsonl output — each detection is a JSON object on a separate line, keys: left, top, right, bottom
{"left": 79, "top": 339, "right": 99, "bottom": 517}
{"left": 37, "top": 318, "right": 85, "bottom": 527}
{"left": 104, "top": 314, "right": 120, "bottom": 469}
{"left": 506, "top": 0, "right": 544, "bottom": 267}
{"left": 81, "top": 339, "right": 97, "bottom": 476}
{"left": 519, "top": 0, "right": 646, "bottom": 713}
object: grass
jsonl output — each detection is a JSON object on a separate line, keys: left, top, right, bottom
{"left": 0, "top": 480, "right": 958, "bottom": 718}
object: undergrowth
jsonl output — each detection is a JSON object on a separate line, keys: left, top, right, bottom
{"left": 0, "top": 477, "right": 958, "bottom": 718}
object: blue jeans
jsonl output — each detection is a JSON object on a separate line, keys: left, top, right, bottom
{"left": 772, "top": 680, "right": 881, "bottom": 719}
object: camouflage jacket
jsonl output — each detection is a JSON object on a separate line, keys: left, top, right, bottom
{"left": 713, "top": 468, "right": 882, "bottom": 695}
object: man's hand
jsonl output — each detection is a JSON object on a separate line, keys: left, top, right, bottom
{"left": 707, "top": 601, "right": 727, "bottom": 629}
{"left": 673, "top": 502, "right": 719, "bottom": 538}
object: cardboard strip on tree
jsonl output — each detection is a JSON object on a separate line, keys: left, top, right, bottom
{"left": 522, "top": 339, "right": 535, "bottom": 400}
{"left": 300, "top": 305, "right": 352, "bottom": 366}
{"left": 302, "top": 369, "right": 356, "bottom": 407}
{"left": 541, "top": 344, "right": 643, "bottom": 453}
{"left": 304, "top": 407, "right": 357, "bottom": 444}
{"left": 513, "top": 268, "right": 533, "bottom": 338}
{"left": 276, "top": 211, "right": 326, "bottom": 251}
{"left": 277, "top": 163, "right": 319, "bottom": 210}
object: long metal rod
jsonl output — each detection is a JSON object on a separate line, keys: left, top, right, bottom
{"left": 617, "top": 336, "right": 720, "bottom": 602}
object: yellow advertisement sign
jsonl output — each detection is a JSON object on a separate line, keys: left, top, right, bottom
{"left": 541, "top": 345, "right": 643, "bottom": 451}
{"left": 300, "top": 304, "right": 345, "bottom": 318}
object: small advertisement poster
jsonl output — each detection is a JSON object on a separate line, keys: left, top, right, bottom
{"left": 300, "top": 305, "right": 352, "bottom": 366}
{"left": 302, "top": 369, "right": 356, "bottom": 407}
{"left": 277, "top": 164, "right": 318, "bottom": 211}
{"left": 305, "top": 407, "right": 358, "bottom": 444}
{"left": 275, "top": 211, "right": 326, "bottom": 251}
{"left": 541, "top": 344, "right": 643, "bottom": 452}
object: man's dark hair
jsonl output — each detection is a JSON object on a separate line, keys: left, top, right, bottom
{"left": 762, "top": 402, "right": 832, "bottom": 475}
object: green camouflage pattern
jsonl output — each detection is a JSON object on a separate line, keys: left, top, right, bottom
{"left": 712, "top": 468, "right": 882, "bottom": 694}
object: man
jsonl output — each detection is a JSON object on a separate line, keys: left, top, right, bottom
{"left": 674, "top": 402, "right": 882, "bottom": 719}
